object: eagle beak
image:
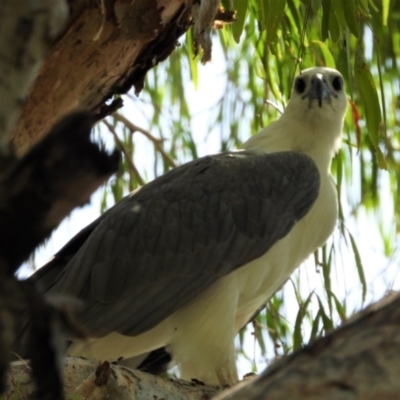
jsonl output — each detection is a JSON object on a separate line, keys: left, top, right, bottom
{"left": 303, "top": 73, "right": 335, "bottom": 108}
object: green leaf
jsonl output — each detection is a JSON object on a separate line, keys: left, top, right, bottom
{"left": 263, "top": 0, "right": 287, "bottom": 44}
{"left": 311, "top": 40, "right": 336, "bottom": 67}
{"left": 185, "top": 29, "right": 198, "bottom": 88}
{"left": 321, "top": 0, "right": 331, "bottom": 41}
{"left": 316, "top": 295, "right": 334, "bottom": 331}
{"left": 321, "top": 244, "right": 333, "bottom": 315}
{"left": 309, "top": 309, "right": 322, "bottom": 341}
{"left": 382, "top": 0, "right": 390, "bottom": 25}
{"left": 341, "top": 0, "right": 359, "bottom": 37}
{"left": 375, "top": 146, "right": 388, "bottom": 170}
{"left": 233, "top": 0, "right": 249, "bottom": 43}
{"left": 354, "top": 55, "right": 384, "bottom": 168}
{"left": 328, "top": 6, "right": 340, "bottom": 42}
{"left": 293, "top": 292, "right": 314, "bottom": 350}
{"left": 328, "top": 290, "right": 347, "bottom": 321}
{"left": 332, "top": 0, "right": 347, "bottom": 30}
{"left": 221, "top": 0, "right": 232, "bottom": 9}
{"left": 257, "top": 0, "right": 267, "bottom": 31}
{"left": 287, "top": 0, "right": 302, "bottom": 33}
{"left": 348, "top": 231, "right": 367, "bottom": 303}
{"left": 253, "top": 318, "right": 267, "bottom": 355}
{"left": 311, "top": 0, "right": 322, "bottom": 13}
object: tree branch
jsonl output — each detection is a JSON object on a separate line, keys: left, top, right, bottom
{"left": 0, "top": 0, "right": 68, "bottom": 148}
{"left": 216, "top": 293, "right": 400, "bottom": 400}
{"left": 0, "top": 112, "right": 119, "bottom": 399}
{"left": 113, "top": 112, "right": 177, "bottom": 168}
{"left": 103, "top": 119, "right": 146, "bottom": 186}
{"left": 6, "top": 357, "right": 221, "bottom": 399}
{"left": 0, "top": 112, "right": 119, "bottom": 272}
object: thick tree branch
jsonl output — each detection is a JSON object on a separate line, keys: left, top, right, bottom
{"left": 7, "top": 294, "right": 400, "bottom": 399}
{"left": 0, "top": 112, "right": 119, "bottom": 399}
{"left": 6, "top": 357, "right": 220, "bottom": 399}
{"left": 0, "top": 112, "right": 119, "bottom": 272}
{"left": 11, "top": 0, "right": 194, "bottom": 154}
{"left": 216, "top": 293, "right": 400, "bottom": 400}
{"left": 0, "top": 0, "right": 68, "bottom": 148}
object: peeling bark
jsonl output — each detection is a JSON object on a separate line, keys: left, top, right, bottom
{"left": 12, "top": 0, "right": 194, "bottom": 154}
{"left": 5, "top": 358, "right": 220, "bottom": 400}
{"left": 6, "top": 294, "right": 400, "bottom": 399}
{"left": 0, "top": 0, "right": 68, "bottom": 148}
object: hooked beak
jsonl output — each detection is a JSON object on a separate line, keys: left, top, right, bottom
{"left": 303, "top": 73, "right": 337, "bottom": 107}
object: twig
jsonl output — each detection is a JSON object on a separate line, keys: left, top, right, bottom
{"left": 264, "top": 100, "right": 283, "bottom": 115}
{"left": 113, "top": 112, "right": 177, "bottom": 168}
{"left": 103, "top": 119, "right": 146, "bottom": 187}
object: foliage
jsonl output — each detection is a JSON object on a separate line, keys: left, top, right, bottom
{"left": 87, "top": 0, "right": 400, "bottom": 373}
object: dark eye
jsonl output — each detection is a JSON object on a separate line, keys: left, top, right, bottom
{"left": 332, "top": 76, "right": 343, "bottom": 91}
{"left": 295, "top": 78, "right": 306, "bottom": 93}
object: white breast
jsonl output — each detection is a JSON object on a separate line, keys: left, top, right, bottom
{"left": 233, "top": 172, "right": 337, "bottom": 329}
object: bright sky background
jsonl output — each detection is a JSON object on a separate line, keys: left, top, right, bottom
{"left": 20, "top": 38, "right": 400, "bottom": 379}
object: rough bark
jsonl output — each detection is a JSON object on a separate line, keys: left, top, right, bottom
{"left": 4, "top": 294, "right": 400, "bottom": 399}
{"left": 11, "top": 0, "right": 195, "bottom": 154}
{"left": 216, "top": 293, "right": 400, "bottom": 400}
{"left": 0, "top": 0, "right": 68, "bottom": 149}
{"left": 0, "top": 2, "right": 119, "bottom": 397}
{"left": 5, "top": 358, "right": 220, "bottom": 400}
{"left": 0, "top": 111, "right": 119, "bottom": 399}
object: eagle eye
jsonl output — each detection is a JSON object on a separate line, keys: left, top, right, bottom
{"left": 294, "top": 78, "right": 306, "bottom": 94}
{"left": 332, "top": 76, "right": 343, "bottom": 91}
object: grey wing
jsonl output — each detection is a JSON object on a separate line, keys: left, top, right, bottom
{"left": 33, "top": 150, "right": 320, "bottom": 337}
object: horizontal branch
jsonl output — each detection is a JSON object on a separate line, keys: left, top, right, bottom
{"left": 216, "top": 293, "right": 400, "bottom": 400}
{"left": 6, "top": 357, "right": 220, "bottom": 399}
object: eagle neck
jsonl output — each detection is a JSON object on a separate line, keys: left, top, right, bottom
{"left": 242, "top": 114, "right": 343, "bottom": 175}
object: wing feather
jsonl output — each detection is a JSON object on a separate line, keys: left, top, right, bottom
{"left": 31, "top": 150, "right": 320, "bottom": 336}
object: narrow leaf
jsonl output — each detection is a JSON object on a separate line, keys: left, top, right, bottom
{"left": 382, "top": 0, "right": 390, "bottom": 25}
{"left": 348, "top": 231, "right": 367, "bottom": 303}
{"left": 233, "top": 0, "right": 249, "bottom": 43}
{"left": 321, "top": 0, "right": 331, "bottom": 41}
{"left": 354, "top": 56, "right": 382, "bottom": 149}
{"left": 332, "top": 0, "right": 347, "bottom": 30}
{"left": 328, "top": 6, "right": 340, "bottom": 42}
{"left": 293, "top": 292, "right": 314, "bottom": 350}
{"left": 309, "top": 309, "right": 322, "bottom": 341}
{"left": 264, "top": 0, "right": 287, "bottom": 44}
{"left": 312, "top": 40, "right": 336, "bottom": 67}
{"left": 316, "top": 295, "right": 334, "bottom": 331}
{"left": 341, "top": 0, "right": 359, "bottom": 37}
{"left": 328, "top": 290, "right": 347, "bottom": 321}
{"left": 375, "top": 146, "right": 388, "bottom": 170}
